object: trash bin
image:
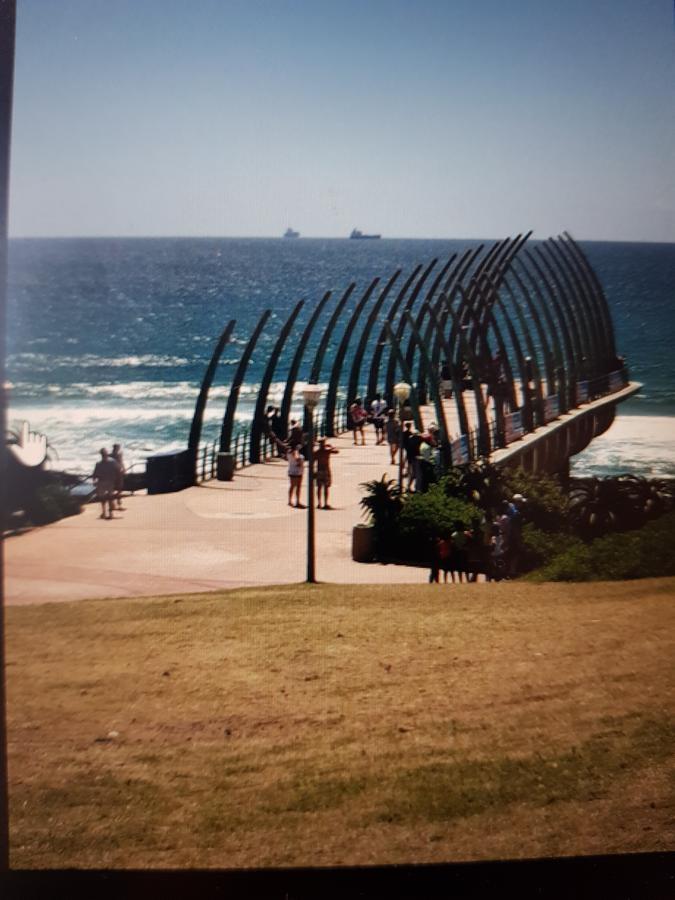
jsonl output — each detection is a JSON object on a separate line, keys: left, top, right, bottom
{"left": 352, "top": 524, "right": 375, "bottom": 562}
{"left": 146, "top": 449, "right": 192, "bottom": 494}
{"left": 217, "top": 452, "right": 235, "bottom": 481}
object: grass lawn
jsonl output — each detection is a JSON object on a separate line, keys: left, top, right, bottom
{"left": 6, "top": 577, "right": 675, "bottom": 869}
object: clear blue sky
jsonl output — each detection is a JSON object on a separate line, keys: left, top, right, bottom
{"left": 8, "top": 0, "right": 675, "bottom": 240}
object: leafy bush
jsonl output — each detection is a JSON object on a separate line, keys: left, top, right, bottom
{"left": 519, "top": 524, "right": 584, "bottom": 573}
{"left": 441, "top": 460, "right": 503, "bottom": 516}
{"left": 502, "top": 468, "right": 569, "bottom": 533}
{"left": 526, "top": 511, "right": 675, "bottom": 582}
{"left": 360, "top": 475, "right": 401, "bottom": 558}
{"left": 568, "top": 475, "right": 675, "bottom": 540}
{"left": 397, "top": 486, "right": 479, "bottom": 562}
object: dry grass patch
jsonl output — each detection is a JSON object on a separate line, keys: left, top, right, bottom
{"left": 6, "top": 578, "right": 675, "bottom": 868}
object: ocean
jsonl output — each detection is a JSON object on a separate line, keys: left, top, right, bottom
{"left": 6, "top": 237, "right": 675, "bottom": 478}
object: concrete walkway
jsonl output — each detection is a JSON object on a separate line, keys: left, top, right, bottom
{"left": 5, "top": 384, "right": 640, "bottom": 606}
{"left": 4, "top": 430, "right": 427, "bottom": 605}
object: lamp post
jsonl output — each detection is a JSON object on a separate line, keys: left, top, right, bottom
{"left": 303, "top": 385, "right": 322, "bottom": 583}
{"left": 393, "top": 381, "right": 411, "bottom": 492}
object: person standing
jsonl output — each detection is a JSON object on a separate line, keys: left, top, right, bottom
{"left": 93, "top": 448, "right": 121, "bottom": 520}
{"left": 287, "top": 444, "right": 305, "bottom": 509}
{"left": 385, "top": 409, "right": 400, "bottom": 464}
{"left": 349, "top": 398, "right": 368, "bottom": 446}
{"left": 111, "top": 443, "right": 126, "bottom": 511}
{"left": 405, "top": 426, "right": 422, "bottom": 491}
{"left": 314, "top": 437, "right": 339, "bottom": 509}
{"left": 370, "top": 393, "right": 387, "bottom": 445}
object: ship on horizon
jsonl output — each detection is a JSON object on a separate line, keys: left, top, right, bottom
{"left": 283, "top": 227, "right": 300, "bottom": 238}
{"left": 350, "top": 228, "right": 381, "bottom": 239}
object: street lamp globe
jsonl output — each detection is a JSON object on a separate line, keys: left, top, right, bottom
{"left": 303, "top": 384, "right": 322, "bottom": 410}
{"left": 393, "top": 381, "right": 411, "bottom": 403}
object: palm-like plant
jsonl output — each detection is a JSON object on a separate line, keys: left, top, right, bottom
{"left": 569, "top": 474, "right": 675, "bottom": 539}
{"left": 442, "top": 459, "right": 503, "bottom": 516}
{"left": 360, "top": 474, "right": 402, "bottom": 557}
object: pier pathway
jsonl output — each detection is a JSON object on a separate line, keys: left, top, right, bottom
{"left": 5, "top": 429, "right": 426, "bottom": 606}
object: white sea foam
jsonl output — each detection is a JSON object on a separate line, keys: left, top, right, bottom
{"left": 571, "top": 415, "right": 675, "bottom": 478}
{"left": 8, "top": 353, "right": 191, "bottom": 369}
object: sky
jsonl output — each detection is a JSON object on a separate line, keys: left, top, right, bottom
{"left": 8, "top": 0, "right": 675, "bottom": 241}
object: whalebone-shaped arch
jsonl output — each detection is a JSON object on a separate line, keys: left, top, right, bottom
{"left": 279, "top": 290, "right": 333, "bottom": 437}
{"left": 220, "top": 310, "right": 271, "bottom": 453}
{"left": 187, "top": 319, "right": 236, "bottom": 481}
{"left": 324, "top": 277, "right": 380, "bottom": 437}
{"left": 249, "top": 300, "right": 305, "bottom": 464}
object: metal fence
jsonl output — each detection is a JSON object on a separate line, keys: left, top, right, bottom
{"left": 194, "top": 399, "right": 350, "bottom": 484}
{"left": 194, "top": 370, "right": 627, "bottom": 482}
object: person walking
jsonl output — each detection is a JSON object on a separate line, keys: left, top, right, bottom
{"left": 111, "top": 443, "right": 126, "bottom": 511}
{"left": 92, "top": 448, "right": 121, "bottom": 520}
{"left": 314, "top": 437, "right": 339, "bottom": 509}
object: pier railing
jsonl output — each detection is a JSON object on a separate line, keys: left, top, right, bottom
{"left": 194, "top": 399, "right": 350, "bottom": 484}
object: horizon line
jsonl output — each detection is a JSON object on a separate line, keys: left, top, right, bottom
{"left": 7, "top": 233, "right": 675, "bottom": 245}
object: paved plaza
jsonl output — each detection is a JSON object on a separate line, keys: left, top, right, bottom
{"left": 4, "top": 428, "right": 428, "bottom": 606}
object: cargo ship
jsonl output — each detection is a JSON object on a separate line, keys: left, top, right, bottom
{"left": 350, "top": 228, "right": 381, "bottom": 239}
{"left": 283, "top": 227, "right": 300, "bottom": 238}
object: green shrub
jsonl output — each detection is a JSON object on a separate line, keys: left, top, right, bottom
{"left": 526, "top": 511, "right": 675, "bottom": 582}
{"left": 502, "top": 468, "right": 569, "bottom": 533}
{"left": 397, "top": 486, "right": 478, "bottom": 563}
{"left": 519, "top": 524, "right": 584, "bottom": 573}
{"left": 440, "top": 460, "right": 503, "bottom": 516}
{"left": 360, "top": 475, "right": 402, "bottom": 558}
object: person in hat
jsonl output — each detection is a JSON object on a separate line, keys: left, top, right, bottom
{"left": 314, "top": 437, "right": 339, "bottom": 509}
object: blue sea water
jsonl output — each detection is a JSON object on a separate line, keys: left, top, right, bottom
{"left": 6, "top": 237, "right": 675, "bottom": 475}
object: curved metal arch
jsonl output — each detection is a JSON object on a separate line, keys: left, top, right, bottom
{"left": 428, "top": 243, "right": 489, "bottom": 394}
{"left": 534, "top": 243, "right": 593, "bottom": 390}
{"left": 554, "top": 234, "right": 612, "bottom": 367}
{"left": 421, "top": 299, "right": 471, "bottom": 437}
{"left": 383, "top": 321, "right": 423, "bottom": 432}
{"left": 407, "top": 253, "right": 459, "bottom": 405}
{"left": 403, "top": 308, "right": 451, "bottom": 450}
{"left": 516, "top": 252, "right": 576, "bottom": 412}
{"left": 471, "top": 231, "right": 532, "bottom": 352}
{"left": 480, "top": 272, "right": 539, "bottom": 432}
{"left": 383, "top": 258, "right": 438, "bottom": 399}
{"left": 249, "top": 300, "right": 305, "bottom": 463}
{"left": 406, "top": 253, "right": 457, "bottom": 404}
{"left": 403, "top": 253, "right": 458, "bottom": 379}
{"left": 346, "top": 268, "right": 401, "bottom": 406}
{"left": 219, "top": 309, "right": 271, "bottom": 453}
{"left": 188, "top": 319, "right": 236, "bottom": 481}
{"left": 525, "top": 248, "right": 584, "bottom": 408}
{"left": 449, "top": 286, "right": 495, "bottom": 457}
{"left": 366, "top": 264, "right": 423, "bottom": 401}
{"left": 410, "top": 253, "right": 457, "bottom": 403}
{"left": 547, "top": 238, "right": 607, "bottom": 378}
{"left": 501, "top": 270, "right": 554, "bottom": 417}
{"left": 324, "top": 277, "right": 380, "bottom": 437}
{"left": 308, "top": 283, "right": 356, "bottom": 384}
{"left": 542, "top": 239, "right": 599, "bottom": 379}
{"left": 413, "top": 251, "right": 465, "bottom": 402}
{"left": 441, "top": 237, "right": 510, "bottom": 365}
{"left": 279, "top": 290, "right": 333, "bottom": 437}
{"left": 459, "top": 270, "right": 520, "bottom": 432}
{"left": 447, "top": 237, "right": 523, "bottom": 413}
{"left": 506, "top": 265, "right": 561, "bottom": 398}
{"left": 562, "top": 231, "right": 616, "bottom": 359}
